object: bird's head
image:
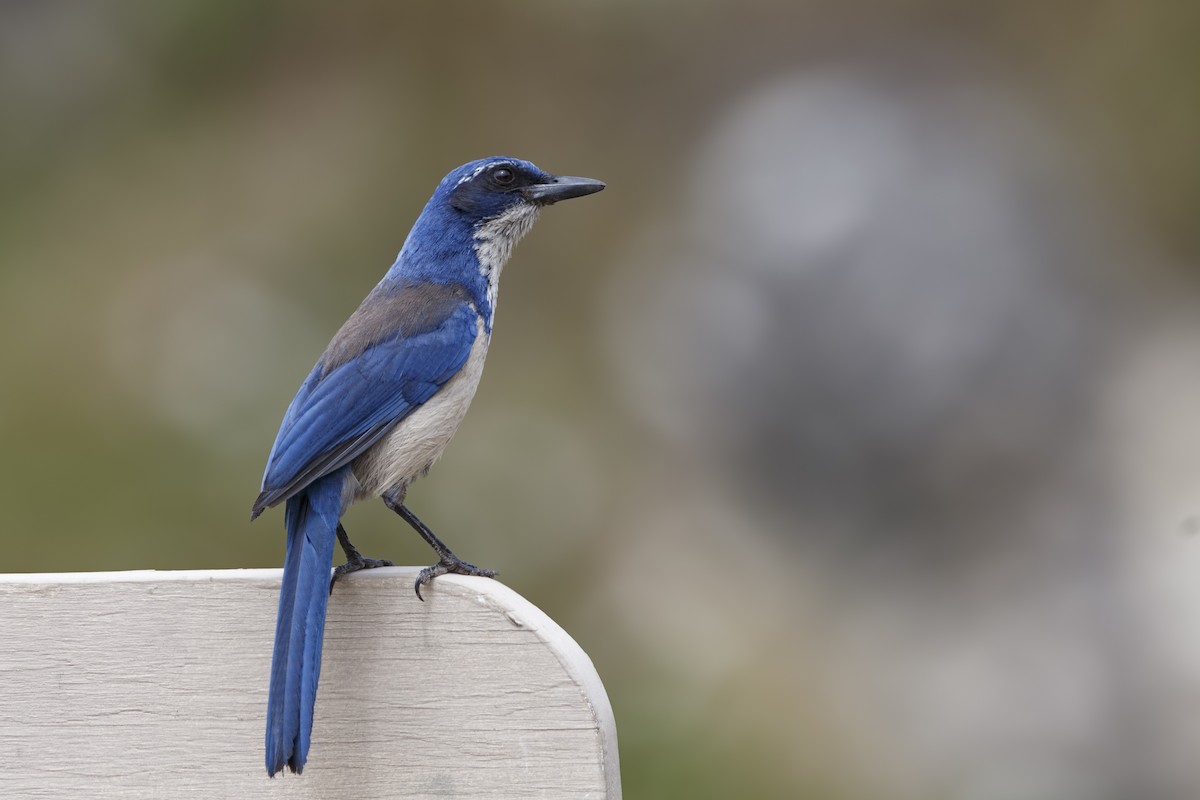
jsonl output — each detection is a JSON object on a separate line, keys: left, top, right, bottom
{"left": 434, "top": 156, "right": 605, "bottom": 226}
{"left": 395, "top": 157, "right": 603, "bottom": 315}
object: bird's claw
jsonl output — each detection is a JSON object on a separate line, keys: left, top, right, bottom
{"left": 414, "top": 557, "right": 498, "bottom": 601}
{"left": 329, "top": 556, "right": 395, "bottom": 595}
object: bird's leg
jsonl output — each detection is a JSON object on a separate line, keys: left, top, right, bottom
{"left": 398, "top": 504, "right": 499, "bottom": 601}
{"left": 381, "top": 490, "right": 497, "bottom": 601}
{"left": 329, "top": 524, "right": 394, "bottom": 594}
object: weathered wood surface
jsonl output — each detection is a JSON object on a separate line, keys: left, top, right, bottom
{"left": 0, "top": 568, "right": 620, "bottom": 799}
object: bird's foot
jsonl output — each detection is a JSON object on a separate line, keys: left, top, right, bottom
{"left": 329, "top": 555, "right": 395, "bottom": 594}
{"left": 415, "top": 555, "right": 497, "bottom": 601}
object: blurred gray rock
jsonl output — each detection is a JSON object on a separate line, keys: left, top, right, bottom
{"left": 605, "top": 64, "right": 1122, "bottom": 560}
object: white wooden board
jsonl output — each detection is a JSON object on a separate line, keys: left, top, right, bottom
{"left": 0, "top": 568, "right": 620, "bottom": 799}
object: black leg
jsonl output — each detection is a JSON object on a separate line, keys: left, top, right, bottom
{"left": 329, "top": 524, "right": 394, "bottom": 594}
{"left": 381, "top": 492, "right": 497, "bottom": 600}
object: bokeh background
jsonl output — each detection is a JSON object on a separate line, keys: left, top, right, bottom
{"left": 4, "top": 2, "right": 1200, "bottom": 798}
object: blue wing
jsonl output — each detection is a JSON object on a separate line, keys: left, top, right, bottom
{"left": 253, "top": 300, "right": 479, "bottom": 516}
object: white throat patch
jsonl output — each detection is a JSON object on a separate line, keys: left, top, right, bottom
{"left": 473, "top": 203, "right": 540, "bottom": 325}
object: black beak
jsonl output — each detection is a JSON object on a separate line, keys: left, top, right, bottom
{"left": 521, "top": 175, "right": 606, "bottom": 204}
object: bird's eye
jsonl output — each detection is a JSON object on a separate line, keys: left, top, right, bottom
{"left": 492, "top": 167, "right": 514, "bottom": 185}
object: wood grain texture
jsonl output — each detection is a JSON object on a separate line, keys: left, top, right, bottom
{"left": 0, "top": 568, "right": 620, "bottom": 799}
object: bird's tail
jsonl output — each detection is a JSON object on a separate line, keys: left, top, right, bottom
{"left": 265, "top": 470, "right": 345, "bottom": 776}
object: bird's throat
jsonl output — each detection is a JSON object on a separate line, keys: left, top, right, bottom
{"left": 473, "top": 204, "right": 541, "bottom": 327}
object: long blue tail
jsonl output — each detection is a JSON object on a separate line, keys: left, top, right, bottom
{"left": 265, "top": 469, "right": 345, "bottom": 776}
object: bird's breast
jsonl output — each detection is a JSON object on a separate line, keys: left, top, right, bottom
{"left": 350, "top": 319, "right": 491, "bottom": 498}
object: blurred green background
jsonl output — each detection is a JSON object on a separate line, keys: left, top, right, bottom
{"left": 5, "top": 2, "right": 1200, "bottom": 798}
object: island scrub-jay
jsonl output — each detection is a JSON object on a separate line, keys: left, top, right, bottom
{"left": 251, "top": 157, "right": 604, "bottom": 776}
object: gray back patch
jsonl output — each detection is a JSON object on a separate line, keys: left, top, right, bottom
{"left": 320, "top": 281, "right": 470, "bottom": 376}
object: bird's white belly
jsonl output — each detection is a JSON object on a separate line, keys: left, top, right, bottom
{"left": 351, "top": 322, "right": 490, "bottom": 498}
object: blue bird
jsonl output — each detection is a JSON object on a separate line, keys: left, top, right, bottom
{"left": 252, "top": 157, "right": 604, "bottom": 776}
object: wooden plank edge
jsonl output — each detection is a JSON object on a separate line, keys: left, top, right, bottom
{"left": 0, "top": 567, "right": 623, "bottom": 799}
